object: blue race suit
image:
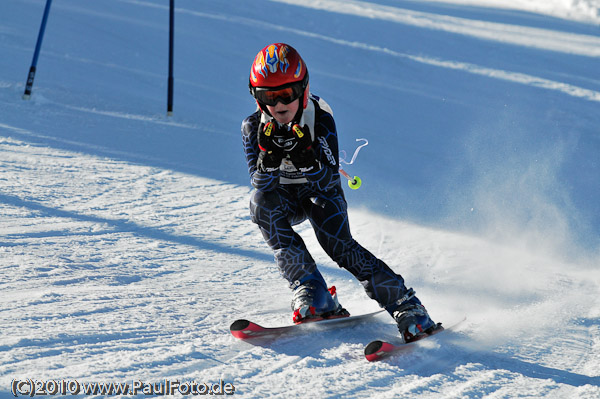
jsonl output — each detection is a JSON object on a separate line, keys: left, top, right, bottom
{"left": 241, "top": 95, "right": 410, "bottom": 313}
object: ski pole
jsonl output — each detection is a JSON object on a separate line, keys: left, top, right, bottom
{"left": 23, "top": 0, "right": 53, "bottom": 100}
{"left": 339, "top": 138, "right": 367, "bottom": 190}
{"left": 339, "top": 167, "right": 362, "bottom": 190}
{"left": 166, "top": 0, "right": 174, "bottom": 116}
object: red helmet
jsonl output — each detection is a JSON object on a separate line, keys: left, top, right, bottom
{"left": 249, "top": 43, "right": 310, "bottom": 110}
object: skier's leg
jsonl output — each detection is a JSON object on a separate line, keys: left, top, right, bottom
{"left": 303, "top": 189, "right": 406, "bottom": 309}
{"left": 305, "top": 188, "right": 438, "bottom": 340}
{"left": 250, "top": 188, "right": 316, "bottom": 283}
{"left": 250, "top": 188, "right": 344, "bottom": 321}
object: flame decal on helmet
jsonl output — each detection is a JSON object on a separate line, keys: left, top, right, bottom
{"left": 251, "top": 50, "right": 265, "bottom": 83}
{"left": 252, "top": 44, "right": 294, "bottom": 82}
{"left": 265, "top": 44, "right": 279, "bottom": 74}
{"left": 278, "top": 45, "right": 289, "bottom": 73}
{"left": 293, "top": 60, "right": 303, "bottom": 79}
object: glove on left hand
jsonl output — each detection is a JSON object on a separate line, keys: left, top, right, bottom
{"left": 288, "top": 124, "right": 319, "bottom": 173}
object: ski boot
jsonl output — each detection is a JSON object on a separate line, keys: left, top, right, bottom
{"left": 291, "top": 269, "right": 349, "bottom": 324}
{"left": 388, "top": 288, "right": 440, "bottom": 343}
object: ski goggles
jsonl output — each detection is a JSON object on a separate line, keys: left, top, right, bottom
{"left": 252, "top": 81, "right": 305, "bottom": 106}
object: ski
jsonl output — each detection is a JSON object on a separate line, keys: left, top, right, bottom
{"left": 364, "top": 317, "right": 466, "bottom": 361}
{"left": 230, "top": 310, "right": 385, "bottom": 340}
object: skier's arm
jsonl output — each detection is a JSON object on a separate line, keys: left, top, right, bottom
{"left": 241, "top": 115, "right": 280, "bottom": 192}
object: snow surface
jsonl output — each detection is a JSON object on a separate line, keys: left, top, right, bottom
{"left": 1, "top": 0, "right": 599, "bottom": 397}
{"left": 413, "top": 0, "right": 600, "bottom": 25}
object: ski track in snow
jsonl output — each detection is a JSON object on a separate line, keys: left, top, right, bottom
{"left": 126, "top": 0, "right": 600, "bottom": 103}
{"left": 270, "top": 0, "right": 600, "bottom": 57}
{"left": 0, "top": 132, "right": 273, "bottom": 382}
{"left": 414, "top": 0, "right": 600, "bottom": 25}
{"left": 1, "top": 0, "right": 599, "bottom": 398}
{"left": 1, "top": 129, "right": 598, "bottom": 397}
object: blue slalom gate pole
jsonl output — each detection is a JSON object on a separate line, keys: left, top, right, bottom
{"left": 23, "top": 0, "right": 53, "bottom": 100}
{"left": 167, "top": 0, "right": 174, "bottom": 116}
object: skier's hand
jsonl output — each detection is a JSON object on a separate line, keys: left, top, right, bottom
{"left": 288, "top": 124, "right": 319, "bottom": 173}
{"left": 257, "top": 121, "right": 283, "bottom": 173}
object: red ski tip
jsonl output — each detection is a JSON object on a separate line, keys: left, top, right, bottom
{"left": 230, "top": 319, "right": 264, "bottom": 339}
{"left": 364, "top": 340, "right": 396, "bottom": 362}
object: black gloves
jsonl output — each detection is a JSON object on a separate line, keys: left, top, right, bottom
{"left": 288, "top": 124, "right": 319, "bottom": 173}
{"left": 256, "top": 121, "right": 320, "bottom": 175}
{"left": 256, "top": 121, "right": 283, "bottom": 173}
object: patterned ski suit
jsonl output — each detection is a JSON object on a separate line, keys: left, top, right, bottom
{"left": 241, "top": 95, "right": 409, "bottom": 313}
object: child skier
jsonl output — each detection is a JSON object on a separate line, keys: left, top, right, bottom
{"left": 241, "top": 43, "right": 438, "bottom": 342}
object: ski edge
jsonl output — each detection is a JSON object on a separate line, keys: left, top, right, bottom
{"left": 230, "top": 309, "right": 385, "bottom": 340}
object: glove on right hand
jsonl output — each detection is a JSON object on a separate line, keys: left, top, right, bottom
{"left": 257, "top": 121, "right": 283, "bottom": 172}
